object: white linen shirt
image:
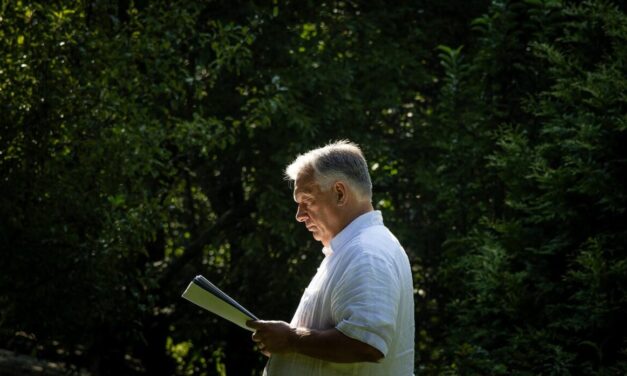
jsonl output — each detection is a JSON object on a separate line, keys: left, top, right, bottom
{"left": 264, "top": 210, "right": 415, "bottom": 376}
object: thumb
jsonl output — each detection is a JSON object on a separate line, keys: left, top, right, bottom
{"left": 246, "top": 320, "right": 264, "bottom": 329}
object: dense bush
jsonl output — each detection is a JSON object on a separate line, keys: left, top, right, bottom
{"left": 1, "top": 1, "right": 624, "bottom": 375}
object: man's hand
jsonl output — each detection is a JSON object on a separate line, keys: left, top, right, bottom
{"left": 247, "top": 320, "right": 297, "bottom": 357}
{"left": 247, "top": 320, "right": 384, "bottom": 363}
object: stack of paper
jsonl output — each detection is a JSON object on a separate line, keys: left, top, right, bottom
{"left": 181, "top": 275, "right": 258, "bottom": 331}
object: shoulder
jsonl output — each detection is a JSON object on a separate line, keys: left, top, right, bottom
{"left": 346, "top": 225, "right": 403, "bottom": 259}
{"left": 333, "top": 225, "right": 407, "bottom": 279}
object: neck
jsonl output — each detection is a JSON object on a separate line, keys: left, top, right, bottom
{"left": 351, "top": 200, "right": 374, "bottom": 220}
{"left": 323, "top": 204, "right": 373, "bottom": 248}
{"left": 335, "top": 200, "right": 374, "bottom": 234}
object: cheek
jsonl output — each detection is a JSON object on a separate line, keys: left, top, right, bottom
{"left": 314, "top": 210, "right": 329, "bottom": 226}
{"left": 308, "top": 209, "right": 317, "bottom": 220}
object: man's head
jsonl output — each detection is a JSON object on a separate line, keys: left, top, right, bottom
{"left": 285, "top": 140, "right": 373, "bottom": 246}
{"left": 285, "top": 140, "right": 372, "bottom": 201}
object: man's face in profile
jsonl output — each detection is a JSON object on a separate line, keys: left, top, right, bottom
{"left": 293, "top": 171, "right": 341, "bottom": 247}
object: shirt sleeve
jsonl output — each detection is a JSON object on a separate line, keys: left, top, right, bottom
{"left": 331, "top": 246, "right": 401, "bottom": 357}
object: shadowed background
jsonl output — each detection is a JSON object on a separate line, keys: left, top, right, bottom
{"left": 1, "top": 1, "right": 626, "bottom": 375}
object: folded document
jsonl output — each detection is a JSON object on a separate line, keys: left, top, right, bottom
{"left": 181, "top": 275, "right": 258, "bottom": 331}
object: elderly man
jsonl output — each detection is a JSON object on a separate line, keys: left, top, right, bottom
{"left": 247, "top": 140, "right": 415, "bottom": 375}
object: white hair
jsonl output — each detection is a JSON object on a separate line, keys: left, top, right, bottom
{"left": 285, "top": 140, "right": 372, "bottom": 201}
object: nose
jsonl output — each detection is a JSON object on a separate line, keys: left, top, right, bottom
{"left": 295, "top": 204, "right": 307, "bottom": 222}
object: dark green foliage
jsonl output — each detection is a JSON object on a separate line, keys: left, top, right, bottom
{"left": 434, "top": 1, "right": 627, "bottom": 374}
{"left": 0, "top": 0, "right": 625, "bottom": 375}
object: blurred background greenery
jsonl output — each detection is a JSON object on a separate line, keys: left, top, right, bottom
{"left": 1, "top": 0, "right": 625, "bottom": 375}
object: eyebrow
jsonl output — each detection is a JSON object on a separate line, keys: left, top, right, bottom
{"left": 293, "top": 191, "right": 313, "bottom": 202}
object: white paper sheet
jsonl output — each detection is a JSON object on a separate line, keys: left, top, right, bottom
{"left": 181, "top": 275, "right": 258, "bottom": 331}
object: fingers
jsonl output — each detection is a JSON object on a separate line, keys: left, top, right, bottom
{"left": 248, "top": 320, "right": 266, "bottom": 344}
{"left": 251, "top": 330, "right": 263, "bottom": 342}
{"left": 248, "top": 321, "right": 271, "bottom": 357}
{"left": 248, "top": 320, "right": 290, "bottom": 357}
{"left": 251, "top": 332, "right": 271, "bottom": 357}
{"left": 246, "top": 320, "right": 265, "bottom": 330}
{"left": 257, "top": 341, "right": 271, "bottom": 357}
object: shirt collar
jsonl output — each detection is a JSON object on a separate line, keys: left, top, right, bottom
{"left": 322, "top": 210, "right": 383, "bottom": 256}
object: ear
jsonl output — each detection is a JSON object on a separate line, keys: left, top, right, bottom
{"left": 334, "top": 182, "right": 348, "bottom": 206}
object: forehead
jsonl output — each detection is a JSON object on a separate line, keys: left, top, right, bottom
{"left": 293, "top": 172, "right": 319, "bottom": 200}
